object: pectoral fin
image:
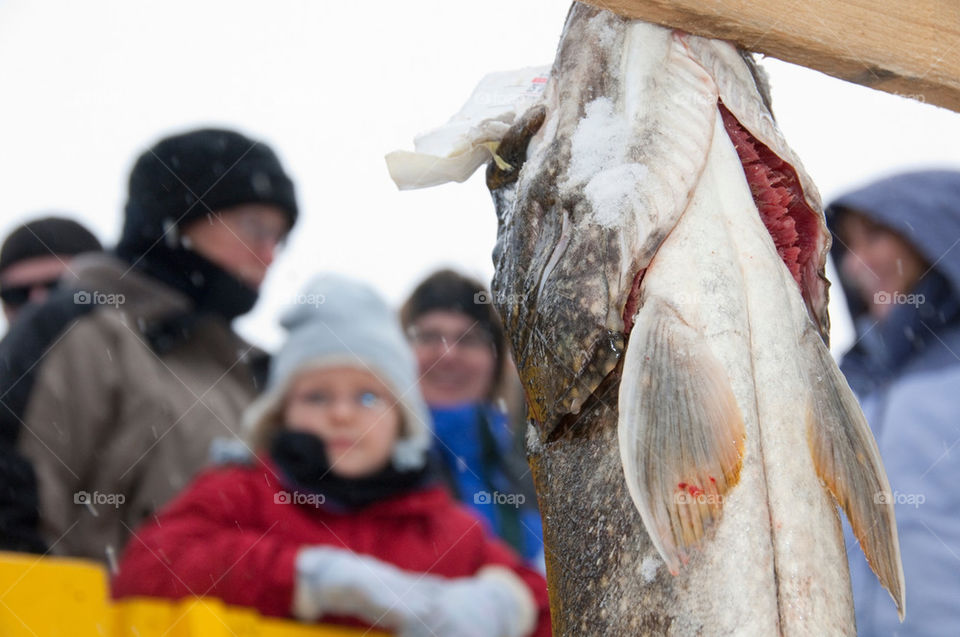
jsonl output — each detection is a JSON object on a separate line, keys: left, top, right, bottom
{"left": 618, "top": 298, "right": 745, "bottom": 574}
{"left": 803, "top": 328, "right": 906, "bottom": 619}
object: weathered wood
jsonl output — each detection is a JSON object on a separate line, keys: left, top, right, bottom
{"left": 580, "top": 0, "right": 960, "bottom": 112}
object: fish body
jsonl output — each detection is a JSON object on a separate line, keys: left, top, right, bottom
{"left": 483, "top": 4, "right": 904, "bottom": 635}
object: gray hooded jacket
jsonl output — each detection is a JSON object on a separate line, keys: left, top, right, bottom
{"left": 828, "top": 170, "right": 960, "bottom": 637}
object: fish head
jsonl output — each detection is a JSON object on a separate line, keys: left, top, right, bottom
{"left": 485, "top": 8, "right": 651, "bottom": 433}
{"left": 487, "top": 143, "right": 632, "bottom": 432}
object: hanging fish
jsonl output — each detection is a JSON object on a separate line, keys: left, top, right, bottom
{"left": 388, "top": 3, "right": 904, "bottom": 634}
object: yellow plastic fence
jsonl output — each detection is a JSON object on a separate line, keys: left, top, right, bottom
{"left": 0, "top": 552, "right": 388, "bottom": 636}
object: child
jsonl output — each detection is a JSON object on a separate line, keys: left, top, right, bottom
{"left": 111, "top": 274, "right": 550, "bottom": 637}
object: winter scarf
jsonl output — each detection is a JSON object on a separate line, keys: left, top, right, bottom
{"left": 269, "top": 431, "right": 439, "bottom": 511}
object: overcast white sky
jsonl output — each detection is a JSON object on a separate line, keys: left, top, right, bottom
{"left": 2, "top": 0, "right": 959, "bottom": 355}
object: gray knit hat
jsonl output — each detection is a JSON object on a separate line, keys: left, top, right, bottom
{"left": 245, "top": 274, "right": 432, "bottom": 470}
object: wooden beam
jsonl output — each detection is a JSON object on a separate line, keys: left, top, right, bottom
{"left": 580, "top": 0, "right": 960, "bottom": 113}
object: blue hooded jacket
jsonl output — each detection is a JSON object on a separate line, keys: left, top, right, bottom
{"left": 429, "top": 402, "right": 545, "bottom": 570}
{"left": 827, "top": 170, "right": 960, "bottom": 637}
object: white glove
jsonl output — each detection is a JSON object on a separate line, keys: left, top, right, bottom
{"left": 401, "top": 566, "right": 538, "bottom": 637}
{"left": 292, "top": 546, "right": 444, "bottom": 631}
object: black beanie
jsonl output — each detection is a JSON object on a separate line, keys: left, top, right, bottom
{"left": 0, "top": 216, "right": 102, "bottom": 274}
{"left": 119, "top": 128, "right": 298, "bottom": 252}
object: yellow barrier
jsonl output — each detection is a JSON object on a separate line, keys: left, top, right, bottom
{"left": 0, "top": 552, "right": 387, "bottom": 636}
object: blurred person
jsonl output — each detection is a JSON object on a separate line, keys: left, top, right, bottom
{"left": 401, "top": 269, "right": 545, "bottom": 569}
{"left": 0, "top": 216, "right": 101, "bottom": 551}
{"left": 0, "top": 216, "right": 102, "bottom": 324}
{"left": 828, "top": 170, "right": 960, "bottom": 636}
{"left": 0, "top": 128, "right": 297, "bottom": 561}
{"left": 112, "top": 274, "right": 550, "bottom": 637}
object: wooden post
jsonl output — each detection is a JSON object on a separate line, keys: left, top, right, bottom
{"left": 581, "top": 0, "right": 960, "bottom": 112}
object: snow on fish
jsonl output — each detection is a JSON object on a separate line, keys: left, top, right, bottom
{"left": 388, "top": 4, "right": 904, "bottom": 634}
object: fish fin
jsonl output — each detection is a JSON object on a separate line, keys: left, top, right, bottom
{"left": 803, "top": 328, "right": 906, "bottom": 619}
{"left": 618, "top": 299, "right": 745, "bottom": 574}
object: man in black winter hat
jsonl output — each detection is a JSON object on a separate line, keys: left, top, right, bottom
{"left": 117, "top": 128, "right": 297, "bottom": 309}
{"left": 0, "top": 216, "right": 102, "bottom": 324}
{"left": 0, "top": 127, "right": 298, "bottom": 560}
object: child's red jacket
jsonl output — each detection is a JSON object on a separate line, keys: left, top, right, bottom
{"left": 112, "top": 457, "right": 551, "bottom": 635}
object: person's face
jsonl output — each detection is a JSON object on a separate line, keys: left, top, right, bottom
{"left": 180, "top": 203, "right": 289, "bottom": 289}
{"left": 0, "top": 256, "right": 70, "bottom": 323}
{"left": 835, "top": 210, "right": 928, "bottom": 320}
{"left": 408, "top": 310, "right": 497, "bottom": 407}
{"left": 283, "top": 366, "right": 402, "bottom": 478}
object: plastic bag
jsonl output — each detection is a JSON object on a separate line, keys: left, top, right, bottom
{"left": 385, "top": 65, "right": 549, "bottom": 190}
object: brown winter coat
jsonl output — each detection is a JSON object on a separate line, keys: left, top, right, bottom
{"left": 16, "top": 254, "right": 261, "bottom": 563}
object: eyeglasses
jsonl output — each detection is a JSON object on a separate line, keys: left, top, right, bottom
{"left": 0, "top": 279, "right": 60, "bottom": 308}
{"left": 407, "top": 326, "right": 495, "bottom": 352}
{"left": 221, "top": 211, "right": 288, "bottom": 248}
{"left": 290, "top": 390, "right": 391, "bottom": 413}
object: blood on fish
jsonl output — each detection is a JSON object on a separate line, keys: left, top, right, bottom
{"left": 622, "top": 268, "right": 645, "bottom": 334}
{"left": 677, "top": 482, "right": 704, "bottom": 497}
{"left": 719, "top": 103, "right": 818, "bottom": 290}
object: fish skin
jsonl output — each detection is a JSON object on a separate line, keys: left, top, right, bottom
{"left": 620, "top": 109, "right": 858, "bottom": 634}
{"left": 486, "top": 3, "right": 904, "bottom": 634}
